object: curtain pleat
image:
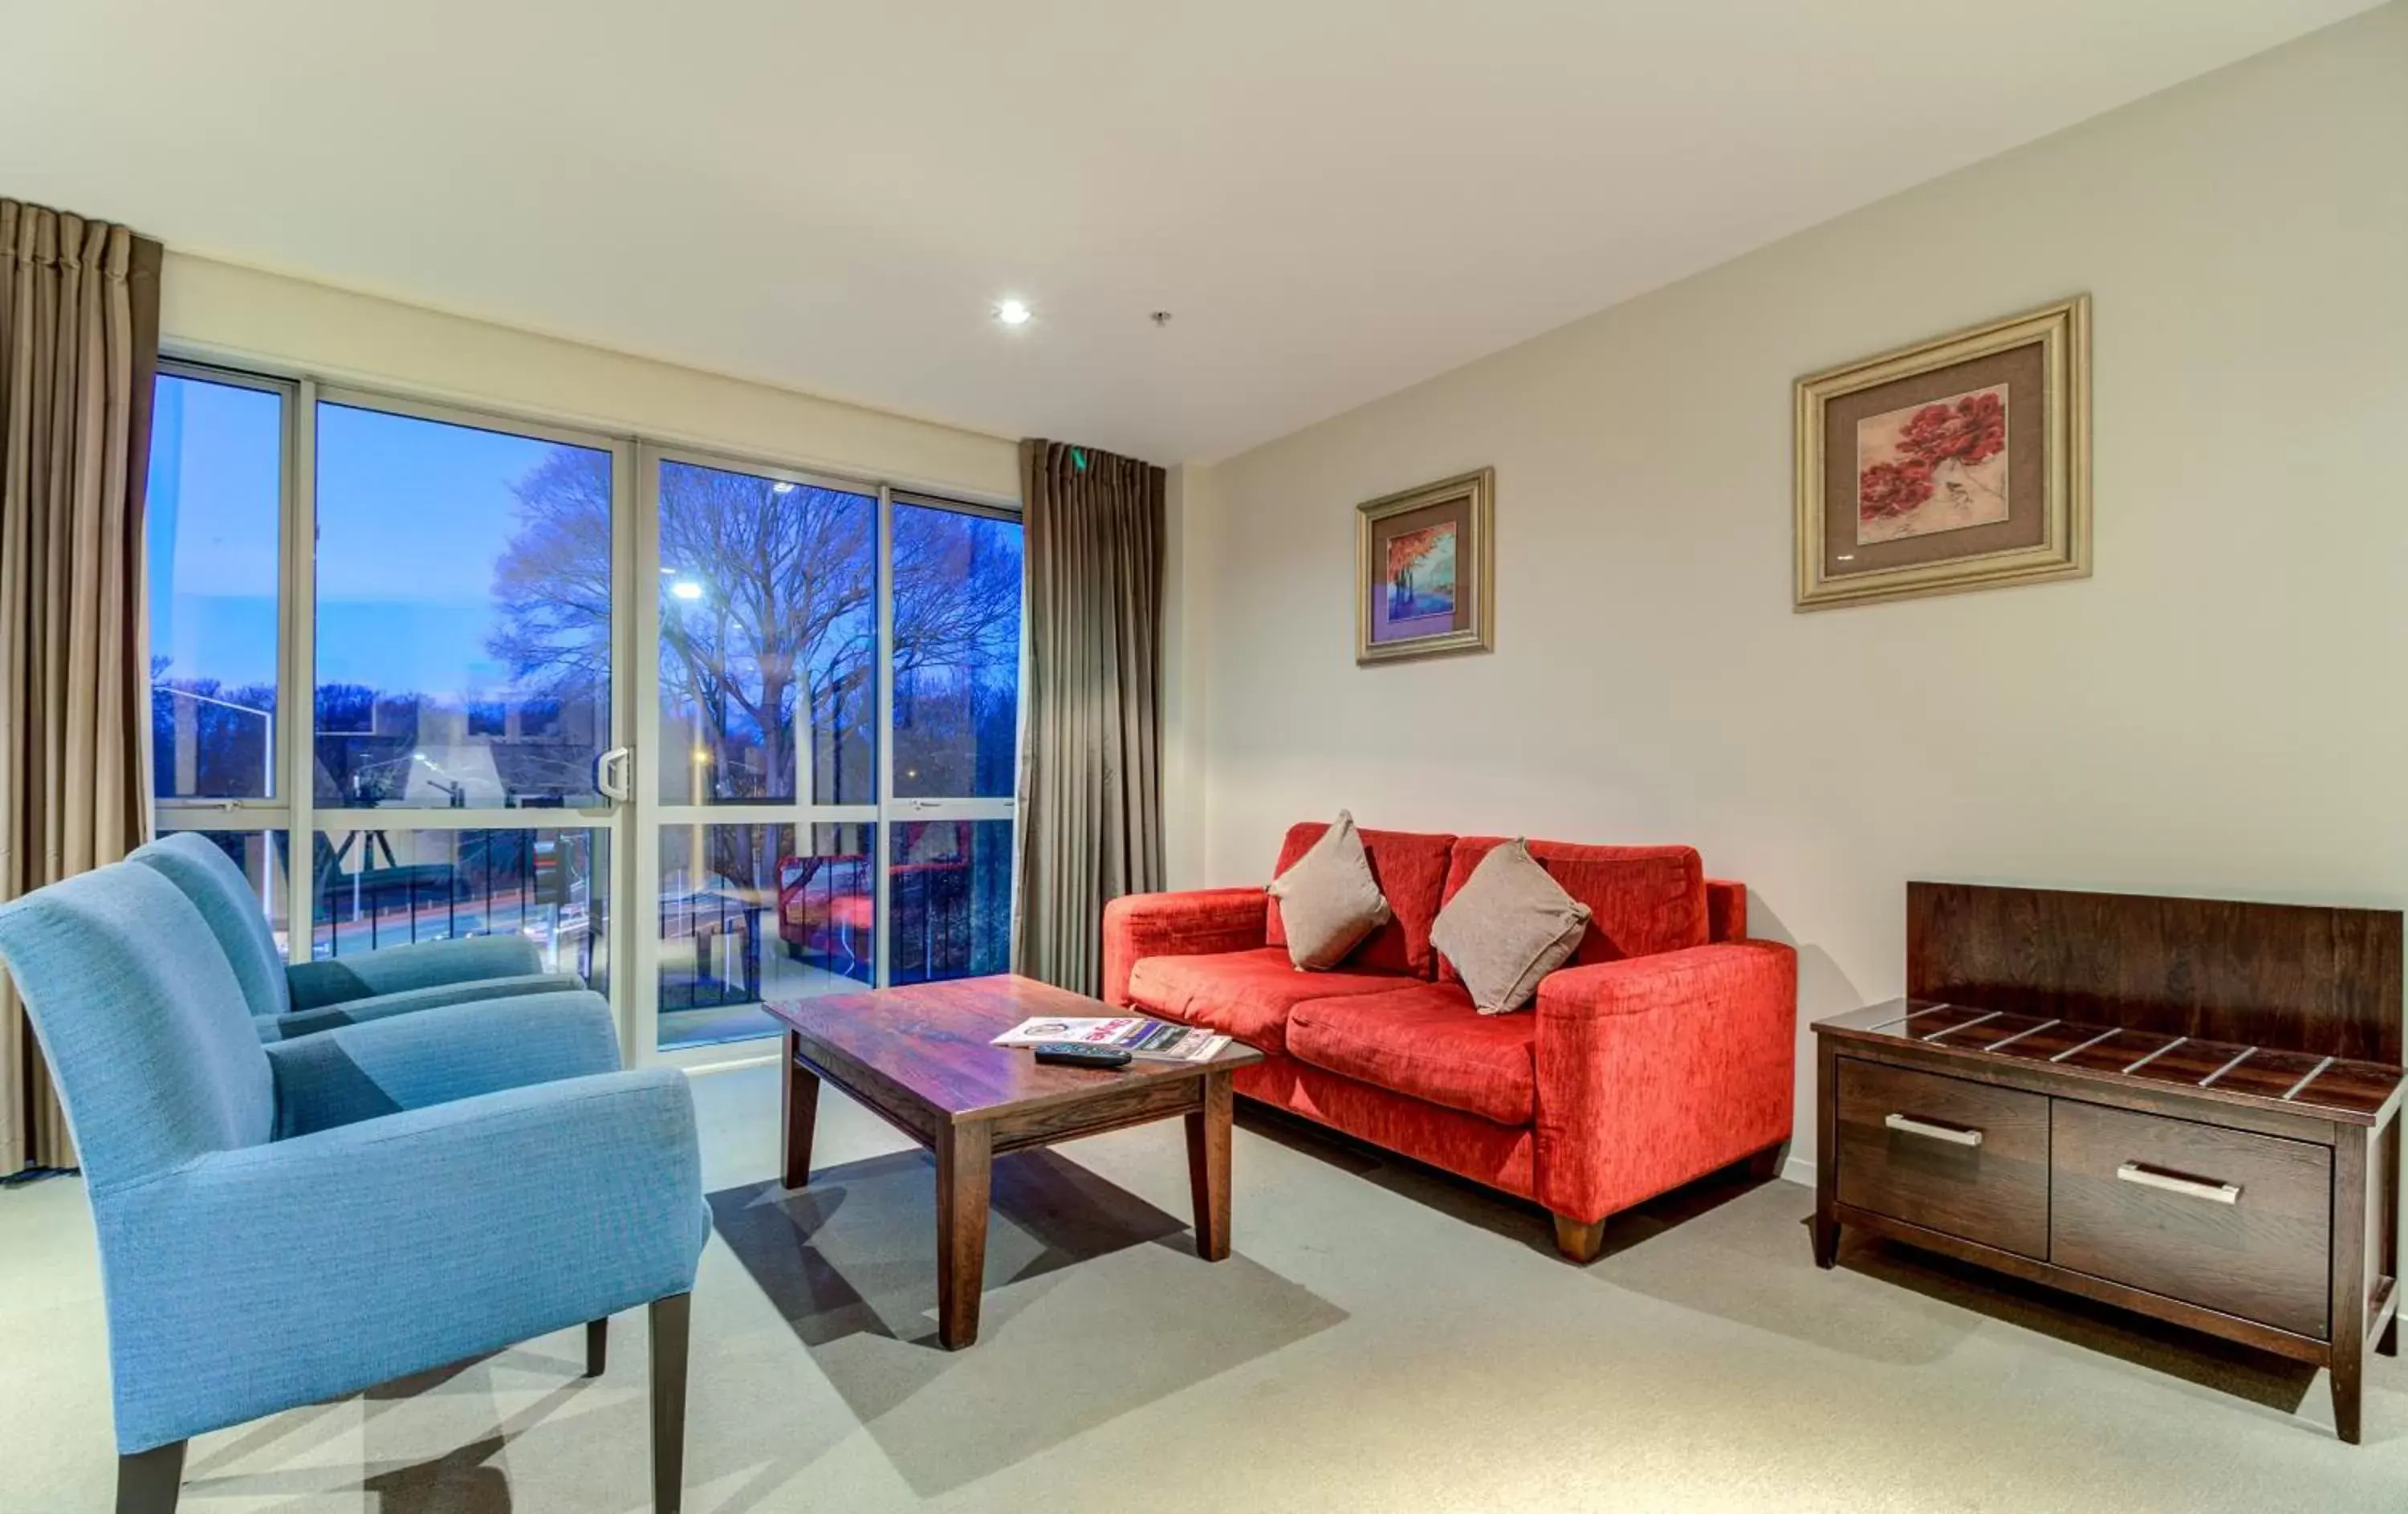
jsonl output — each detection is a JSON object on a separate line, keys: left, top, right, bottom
{"left": 0, "top": 200, "right": 161, "bottom": 1173}
{"left": 1012, "top": 439, "right": 1165, "bottom": 995}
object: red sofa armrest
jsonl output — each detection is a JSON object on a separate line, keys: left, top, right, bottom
{"left": 1101, "top": 888, "right": 1270, "bottom": 1007}
{"left": 1531, "top": 940, "right": 1797, "bottom": 1223}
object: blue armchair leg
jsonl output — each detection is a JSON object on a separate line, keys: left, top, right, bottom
{"left": 117, "top": 1440, "right": 185, "bottom": 1514}
{"left": 650, "top": 1292, "right": 690, "bottom": 1514}
{"left": 113, "top": 1314, "right": 653, "bottom": 1514}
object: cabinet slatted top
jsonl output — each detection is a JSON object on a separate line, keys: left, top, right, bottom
{"left": 1817, "top": 999, "right": 2406, "bottom": 1126}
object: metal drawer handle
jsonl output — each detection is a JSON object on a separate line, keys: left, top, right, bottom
{"left": 1885, "top": 1113, "right": 1983, "bottom": 1147}
{"left": 2117, "top": 1162, "right": 2241, "bottom": 1205}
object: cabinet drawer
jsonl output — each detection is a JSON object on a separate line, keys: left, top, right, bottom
{"left": 2049, "top": 1101, "right": 2331, "bottom": 1339}
{"left": 1837, "top": 1058, "right": 2050, "bottom": 1259}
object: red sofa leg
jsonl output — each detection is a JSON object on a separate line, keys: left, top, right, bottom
{"left": 1745, "top": 1140, "right": 1790, "bottom": 1181}
{"left": 1552, "top": 1214, "right": 1608, "bottom": 1264}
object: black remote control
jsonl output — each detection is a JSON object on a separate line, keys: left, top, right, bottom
{"left": 1033, "top": 1043, "right": 1133, "bottom": 1069}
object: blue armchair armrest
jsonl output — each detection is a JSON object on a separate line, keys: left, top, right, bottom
{"left": 92, "top": 1069, "right": 707, "bottom": 1454}
{"left": 264, "top": 990, "right": 621, "bottom": 1137}
{"left": 265, "top": 971, "right": 586, "bottom": 1040}
{"left": 284, "top": 934, "right": 548, "bottom": 1011}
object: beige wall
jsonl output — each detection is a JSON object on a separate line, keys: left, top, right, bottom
{"left": 1161, "top": 462, "right": 1221, "bottom": 889}
{"left": 161, "top": 253, "right": 1019, "bottom": 500}
{"left": 1182, "top": 4, "right": 2408, "bottom": 1174}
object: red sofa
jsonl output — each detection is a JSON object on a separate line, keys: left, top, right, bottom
{"left": 1102, "top": 821, "right": 1797, "bottom": 1260}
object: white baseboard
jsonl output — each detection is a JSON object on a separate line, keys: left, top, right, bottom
{"left": 1780, "top": 1154, "right": 1816, "bottom": 1189}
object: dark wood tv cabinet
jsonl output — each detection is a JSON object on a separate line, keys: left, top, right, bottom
{"left": 1815, "top": 883, "right": 2406, "bottom": 1443}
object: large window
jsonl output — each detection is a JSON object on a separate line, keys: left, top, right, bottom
{"left": 887, "top": 495, "right": 1021, "bottom": 985}
{"left": 144, "top": 363, "right": 1023, "bottom": 1065}
{"left": 315, "top": 403, "right": 612, "bottom": 810}
{"left": 643, "top": 458, "right": 1020, "bottom": 1051}
{"left": 148, "top": 370, "right": 284, "bottom": 801}
{"left": 889, "top": 818, "right": 1013, "bottom": 984}
{"left": 314, "top": 827, "right": 608, "bottom": 991}
{"left": 302, "top": 397, "right": 619, "bottom": 990}
{"left": 893, "top": 498, "right": 1021, "bottom": 799}
{"left": 653, "top": 464, "right": 877, "bottom": 807}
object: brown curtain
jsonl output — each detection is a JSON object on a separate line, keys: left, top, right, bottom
{"left": 1012, "top": 439, "right": 1165, "bottom": 995}
{"left": 0, "top": 201, "right": 163, "bottom": 1173}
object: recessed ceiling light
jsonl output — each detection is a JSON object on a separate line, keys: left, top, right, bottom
{"left": 995, "top": 299, "right": 1031, "bottom": 327}
{"left": 671, "top": 580, "right": 704, "bottom": 600}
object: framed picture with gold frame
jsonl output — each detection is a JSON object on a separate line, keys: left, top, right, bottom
{"left": 1356, "top": 468, "right": 1494, "bottom": 665}
{"left": 1795, "top": 295, "right": 2090, "bottom": 610}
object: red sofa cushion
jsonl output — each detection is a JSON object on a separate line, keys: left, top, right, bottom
{"left": 1438, "top": 839, "right": 1706, "bottom": 982}
{"left": 1125, "top": 947, "right": 1409, "bottom": 1055}
{"left": 1265, "top": 823, "right": 1455, "bottom": 978}
{"left": 1288, "top": 983, "right": 1536, "bottom": 1126}
{"left": 1239, "top": 1054, "right": 1537, "bottom": 1199}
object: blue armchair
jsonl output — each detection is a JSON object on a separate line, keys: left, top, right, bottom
{"left": 0, "top": 861, "right": 707, "bottom": 1514}
{"left": 128, "top": 832, "right": 588, "bottom": 1040}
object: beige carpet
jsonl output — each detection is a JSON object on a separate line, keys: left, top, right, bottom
{"left": 2, "top": 1061, "right": 2402, "bottom": 1512}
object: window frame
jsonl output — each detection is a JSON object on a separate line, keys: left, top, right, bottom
{"left": 880, "top": 490, "right": 1025, "bottom": 989}
{"left": 149, "top": 347, "right": 1025, "bottom": 1066}
{"left": 148, "top": 359, "right": 300, "bottom": 824}
{"left": 307, "top": 381, "right": 633, "bottom": 823}
{"left": 633, "top": 446, "right": 1026, "bottom": 1054}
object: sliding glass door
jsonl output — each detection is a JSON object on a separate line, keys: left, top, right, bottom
{"left": 632, "top": 451, "right": 1023, "bottom": 1058}
{"left": 637, "top": 450, "right": 878, "bottom": 1053}
{"left": 149, "top": 368, "right": 629, "bottom": 1022}
{"left": 149, "top": 361, "right": 1020, "bottom": 1068}
{"left": 306, "top": 393, "right": 628, "bottom": 998}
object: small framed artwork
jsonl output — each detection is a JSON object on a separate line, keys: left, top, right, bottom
{"left": 1795, "top": 295, "right": 2090, "bottom": 610}
{"left": 1356, "top": 467, "right": 1495, "bottom": 665}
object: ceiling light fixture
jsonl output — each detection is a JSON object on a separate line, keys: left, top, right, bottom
{"left": 671, "top": 580, "right": 704, "bottom": 600}
{"left": 995, "top": 299, "right": 1031, "bottom": 327}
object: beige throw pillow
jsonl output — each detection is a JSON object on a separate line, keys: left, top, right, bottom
{"left": 1267, "top": 811, "right": 1393, "bottom": 971}
{"left": 1431, "top": 838, "right": 1592, "bottom": 1014}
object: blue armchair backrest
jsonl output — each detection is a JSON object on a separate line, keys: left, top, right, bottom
{"left": 128, "top": 832, "right": 291, "bottom": 1020}
{"left": 0, "top": 863, "right": 275, "bottom": 1186}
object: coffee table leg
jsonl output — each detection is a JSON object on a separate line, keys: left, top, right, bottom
{"left": 1186, "top": 1070, "right": 1234, "bottom": 1262}
{"left": 936, "top": 1119, "right": 993, "bottom": 1349}
{"left": 780, "top": 1030, "right": 820, "bottom": 1190}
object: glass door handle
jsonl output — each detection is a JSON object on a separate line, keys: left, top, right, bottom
{"left": 594, "top": 747, "right": 634, "bottom": 804}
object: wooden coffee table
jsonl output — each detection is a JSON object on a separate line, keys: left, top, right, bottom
{"left": 765, "top": 974, "right": 1263, "bottom": 1349}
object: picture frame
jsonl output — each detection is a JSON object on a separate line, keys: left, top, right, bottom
{"left": 1794, "top": 295, "right": 2090, "bottom": 610}
{"left": 1356, "top": 467, "right": 1495, "bottom": 665}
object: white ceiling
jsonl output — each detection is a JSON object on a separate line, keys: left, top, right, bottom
{"left": 3, "top": 2, "right": 2376, "bottom": 463}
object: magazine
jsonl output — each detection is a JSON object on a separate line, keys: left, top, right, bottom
{"left": 991, "top": 1015, "right": 1231, "bottom": 1064}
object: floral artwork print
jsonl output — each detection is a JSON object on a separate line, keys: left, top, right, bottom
{"left": 1357, "top": 467, "right": 1492, "bottom": 659}
{"left": 1383, "top": 522, "right": 1457, "bottom": 622}
{"left": 1854, "top": 384, "right": 2009, "bottom": 545}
